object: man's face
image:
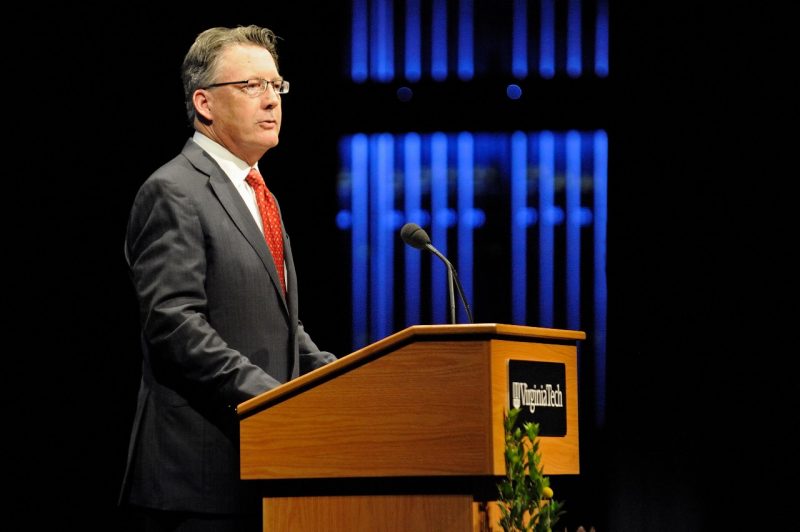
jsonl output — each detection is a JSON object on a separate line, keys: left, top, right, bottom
{"left": 204, "top": 44, "right": 283, "bottom": 165}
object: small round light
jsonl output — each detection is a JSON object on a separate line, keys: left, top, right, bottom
{"left": 397, "top": 86, "right": 413, "bottom": 102}
{"left": 506, "top": 84, "right": 522, "bottom": 100}
{"left": 335, "top": 210, "right": 352, "bottom": 229}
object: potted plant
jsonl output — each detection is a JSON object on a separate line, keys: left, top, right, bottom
{"left": 496, "top": 407, "right": 565, "bottom": 532}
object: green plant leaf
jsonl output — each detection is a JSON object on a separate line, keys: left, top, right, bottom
{"left": 496, "top": 408, "right": 564, "bottom": 532}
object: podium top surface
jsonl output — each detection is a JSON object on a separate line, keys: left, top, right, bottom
{"left": 237, "top": 323, "right": 585, "bottom": 417}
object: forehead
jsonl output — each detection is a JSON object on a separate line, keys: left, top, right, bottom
{"left": 217, "top": 44, "right": 278, "bottom": 78}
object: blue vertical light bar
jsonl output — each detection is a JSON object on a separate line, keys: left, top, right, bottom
{"left": 538, "top": 132, "right": 555, "bottom": 326}
{"left": 371, "top": 0, "right": 394, "bottom": 81}
{"left": 350, "top": 135, "right": 369, "bottom": 348}
{"left": 432, "top": 0, "right": 448, "bottom": 81}
{"left": 370, "top": 134, "right": 394, "bottom": 341}
{"left": 539, "top": 0, "right": 555, "bottom": 78}
{"left": 457, "top": 132, "right": 474, "bottom": 322}
{"left": 512, "top": 0, "right": 528, "bottom": 78}
{"left": 565, "top": 131, "right": 581, "bottom": 330}
{"left": 369, "top": 0, "right": 381, "bottom": 81}
{"left": 430, "top": 132, "right": 448, "bottom": 323}
{"left": 405, "top": 0, "right": 422, "bottom": 81}
{"left": 404, "top": 133, "right": 422, "bottom": 326}
{"left": 566, "top": 0, "right": 582, "bottom": 78}
{"left": 593, "top": 130, "right": 608, "bottom": 427}
{"left": 457, "top": 0, "right": 474, "bottom": 80}
{"left": 351, "top": 0, "right": 368, "bottom": 82}
{"left": 368, "top": 134, "right": 381, "bottom": 341}
{"left": 511, "top": 131, "right": 528, "bottom": 324}
{"left": 595, "top": 0, "right": 609, "bottom": 76}
{"left": 383, "top": 134, "right": 395, "bottom": 337}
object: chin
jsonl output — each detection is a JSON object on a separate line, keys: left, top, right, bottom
{"left": 266, "top": 131, "right": 280, "bottom": 145}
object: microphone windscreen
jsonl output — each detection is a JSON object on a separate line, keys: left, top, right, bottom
{"left": 400, "top": 223, "right": 431, "bottom": 250}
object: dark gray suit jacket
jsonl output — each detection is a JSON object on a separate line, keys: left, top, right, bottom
{"left": 120, "top": 139, "right": 336, "bottom": 514}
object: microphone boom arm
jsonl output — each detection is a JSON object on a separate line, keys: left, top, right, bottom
{"left": 451, "top": 264, "right": 474, "bottom": 323}
{"left": 426, "top": 243, "right": 474, "bottom": 324}
{"left": 426, "top": 244, "right": 456, "bottom": 324}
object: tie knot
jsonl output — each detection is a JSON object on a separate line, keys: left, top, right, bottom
{"left": 246, "top": 168, "right": 267, "bottom": 190}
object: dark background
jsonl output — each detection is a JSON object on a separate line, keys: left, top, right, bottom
{"left": 21, "top": 3, "right": 793, "bottom": 530}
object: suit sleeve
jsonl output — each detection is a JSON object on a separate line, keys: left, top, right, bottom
{"left": 297, "top": 322, "right": 338, "bottom": 374}
{"left": 125, "top": 174, "right": 280, "bottom": 407}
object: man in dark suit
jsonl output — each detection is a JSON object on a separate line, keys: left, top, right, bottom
{"left": 120, "top": 25, "right": 337, "bottom": 532}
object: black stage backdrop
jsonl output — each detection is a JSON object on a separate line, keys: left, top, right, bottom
{"left": 20, "top": 4, "right": 794, "bottom": 530}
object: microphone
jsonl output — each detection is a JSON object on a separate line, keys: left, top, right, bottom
{"left": 399, "top": 223, "right": 430, "bottom": 250}
{"left": 400, "top": 223, "right": 474, "bottom": 324}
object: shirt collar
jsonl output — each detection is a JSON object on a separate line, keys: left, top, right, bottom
{"left": 191, "top": 131, "right": 259, "bottom": 184}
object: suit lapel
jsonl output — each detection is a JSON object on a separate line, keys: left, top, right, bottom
{"left": 281, "top": 223, "right": 300, "bottom": 379}
{"left": 181, "top": 141, "right": 289, "bottom": 317}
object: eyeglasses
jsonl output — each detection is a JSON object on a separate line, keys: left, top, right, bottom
{"left": 202, "top": 78, "right": 290, "bottom": 97}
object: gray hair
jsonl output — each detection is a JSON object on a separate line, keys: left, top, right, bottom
{"left": 181, "top": 25, "right": 280, "bottom": 124}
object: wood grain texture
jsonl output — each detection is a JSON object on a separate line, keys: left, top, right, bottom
{"left": 240, "top": 324, "right": 582, "bottom": 479}
{"left": 263, "top": 495, "right": 474, "bottom": 532}
{"left": 241, "top": 339, "right": 494, "bottom": 478}
{"left": 238, "top": 324, "right": 584, "bottom": 416}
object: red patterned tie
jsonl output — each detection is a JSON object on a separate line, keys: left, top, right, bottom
{"left": 245, "top": 168, "right": 286, "bottom": 295}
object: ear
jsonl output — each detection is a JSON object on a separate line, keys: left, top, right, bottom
{"left": 193, "top": 89, "right": 213, "bottom": 121}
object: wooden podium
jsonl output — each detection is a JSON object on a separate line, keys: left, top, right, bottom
{"left": 237, "top": 323, "right": 584, "bottom": 531}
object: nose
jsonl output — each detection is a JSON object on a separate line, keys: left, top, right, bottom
{"left": 262, "top": 85, "right": 280, "bottom": 108}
